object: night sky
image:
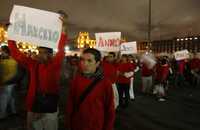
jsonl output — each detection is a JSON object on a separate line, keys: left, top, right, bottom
{"left": 1, "top": 0, "right": 200, "bottom": 41}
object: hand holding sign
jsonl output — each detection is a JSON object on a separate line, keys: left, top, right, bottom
{"left": 58, "top": 10, "right": 68, "bottom": 34}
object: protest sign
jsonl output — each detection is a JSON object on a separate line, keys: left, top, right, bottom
{"left": 174, "top": 50, "right": 189, "bottom": 61}
{"left": 95, "top": 32, "right": 121, "bottom": 52}
{"left": 120, "top": 41, "right": 137, "bottom": 54}
{"left": 7, "top": 5, "right": 62, "bottom": 49}
{"left": 141, "top": 53, "right": 156, "bottom": 69}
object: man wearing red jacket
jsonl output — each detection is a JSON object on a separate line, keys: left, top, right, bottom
{"left": 65, "top": 48, "right": 115, "bottom": 130}
{"left": 102, "top": 52, "right": 119, "bottom": 109}
{"left": 8, "top": 26, "right": 67, "bottom": 130}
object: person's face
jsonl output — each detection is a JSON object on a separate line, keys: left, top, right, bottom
{"left": 80, "top": 53, "right": 100, "bottom": 74}
{"left": 107, "top": 54, "right": 115, "bottom": 63}
{"left": 37, "top": 48, "right": 52, "bottom": 63}
{"left": 121, "top": 56, "right": 127, "bottom": 63}
{"left": 128, "top": 56, "right": 134, "bottom": 62}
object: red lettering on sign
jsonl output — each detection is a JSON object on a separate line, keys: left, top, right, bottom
{"left": 98, "top": 37, "right": 104, "bottom": 47}
{"left": 97, "top": 37, "right": 120, "bottom": 47}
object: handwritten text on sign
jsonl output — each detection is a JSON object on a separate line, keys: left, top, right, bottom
{"left": 95, "top": 32, "right": 121, "bottom": 52}
{"left": 7, "top": 5, "right": 62, "bottom": 49}
{"left": 120, "top": 41, "right": 137, "bottom": 54}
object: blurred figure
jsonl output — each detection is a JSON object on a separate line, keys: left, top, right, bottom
{"left": 140, "top": 54, "right": 156, "bottom": 94}
{"left": 154, "top": 57, "right": 170, "bottom": 101}
{"left": 117, "top": 54, "right": 135, "bottom": 108}
{"left": 190, "top": 53, "right": 200, "bottom": 87}
{"left": 141, "top": 62, "right": 154, "bottom": 94}
{"left": 0, "top": 45, "right": 18, "bottom": 119}
{"left": 175, "top": 59, "right": 187, "bottom": 87}
{"left": 102, "top": 52, "right": 119, "bottom": 109}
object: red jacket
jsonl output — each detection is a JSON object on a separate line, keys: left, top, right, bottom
{"left": 8, "top": 33, "right": 67, "bottom": 111}
{"left": 177, "top": 60, "right": 185, "bottom": 74}
{"left": 117, "top": 62, "right": 136, "bottom": 84}
{"left": 102, "top": 61, "right": 117, "bottom": 84}
{"left": 66, "top": 74, "right": 115, "bottom": 130}
{"left": 190, "top": 58, "right": 200, "bottom": 70}
{"left": 141, "top": 63, "right": 153, "bottom": 77}
{"left": 155, "top": 64, "right": 169, "bottom": 82}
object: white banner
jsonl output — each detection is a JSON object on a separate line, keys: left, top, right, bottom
{"left": 174, "top": 49, "right": 189, "bottom": 61}
{"left": 7, "top": 5, "right": 62, "bottom": 49}
{"left": 120, "top": 41, "right": 137, "bottom": 54}
{"left": 95, "top": 32, "right": 121, "bottom": 52}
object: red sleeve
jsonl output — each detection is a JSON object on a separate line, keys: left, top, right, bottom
{"left": 8, "top": 40, "right": 35, "bottom": 69}
{"left": 103, "top": 80, "right": 115, "bottom": 130}
{"left": 52, "top": 33, "right": 68, "bottom": 67}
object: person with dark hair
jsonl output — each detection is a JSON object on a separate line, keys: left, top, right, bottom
{"left": 1, "top": 45, "right": 10, "bottom": 55}
{"left": 0, "top": 45, "right": 18, "bottom": 119}
{"left": 102, "top": 52, "right": 119, "bottom": 109}
{"left": 7, "top": 18, "right": 68, "bottom": 130}
{"left": 154, "top": 57, "right": 170, "bottom": 101}
{"left": 65, "top": 48, "right": 115, "bottom": 130}
{"left": 116, "top": 54, "right": 136, "bottom": 108}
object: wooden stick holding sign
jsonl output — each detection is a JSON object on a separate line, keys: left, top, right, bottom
{"left": 7, "top": 5, "right": 62, "bottom": 49}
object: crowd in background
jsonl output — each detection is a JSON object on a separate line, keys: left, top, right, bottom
{"left": 1, "top": 43, "right": 200, "bottom": 129}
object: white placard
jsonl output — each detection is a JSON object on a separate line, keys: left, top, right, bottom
{"left": 141, "top": 54, "right": 156, "bottom": 69}
{"left": 174, "top": 49, "right": 189, "bottom": 61}
{"left": 7, "top": 5, "right": 62, "bottom": 49}
{"left": 120, "top": 41, "right": 137, "bottom": 54}
{"left": 95, "top": 32, "right": 121, "bottom": 52}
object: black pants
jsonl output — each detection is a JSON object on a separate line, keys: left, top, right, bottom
{"left": 117, "top": 83, "right": 130, "bottom": 107}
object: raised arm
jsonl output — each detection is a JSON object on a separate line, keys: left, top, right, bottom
{"left": 8, "top": 40, "right": 35, "bottom": 68}
{"left": 52, "top": 32, "right": 68, "bottom": 67}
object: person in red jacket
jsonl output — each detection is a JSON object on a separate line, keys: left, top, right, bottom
{"left": 65, "top": 48, "right": 115, "bottom": 130}
{"left": 141, "top": 62, "right": 154, "bottom": 94}
{"left": 154, "top": 58, "right": 169, "bottom": 101}
{"left": 102, "top": 52, "right": 117, "bottom": 84}
{"left": 175, "top": 59, "right": 186, "bottom": 88}
{"left": 117, "top": 54, "right": 135, "bottom": 108}
{"left": 190, "top": 54, "right": 200, "bottom": 87}
{"left": 102, "top": 52, "right": 119, "bottom": 109}
{"left": 8, "top": 20, "right": 68, "bottom": 130}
